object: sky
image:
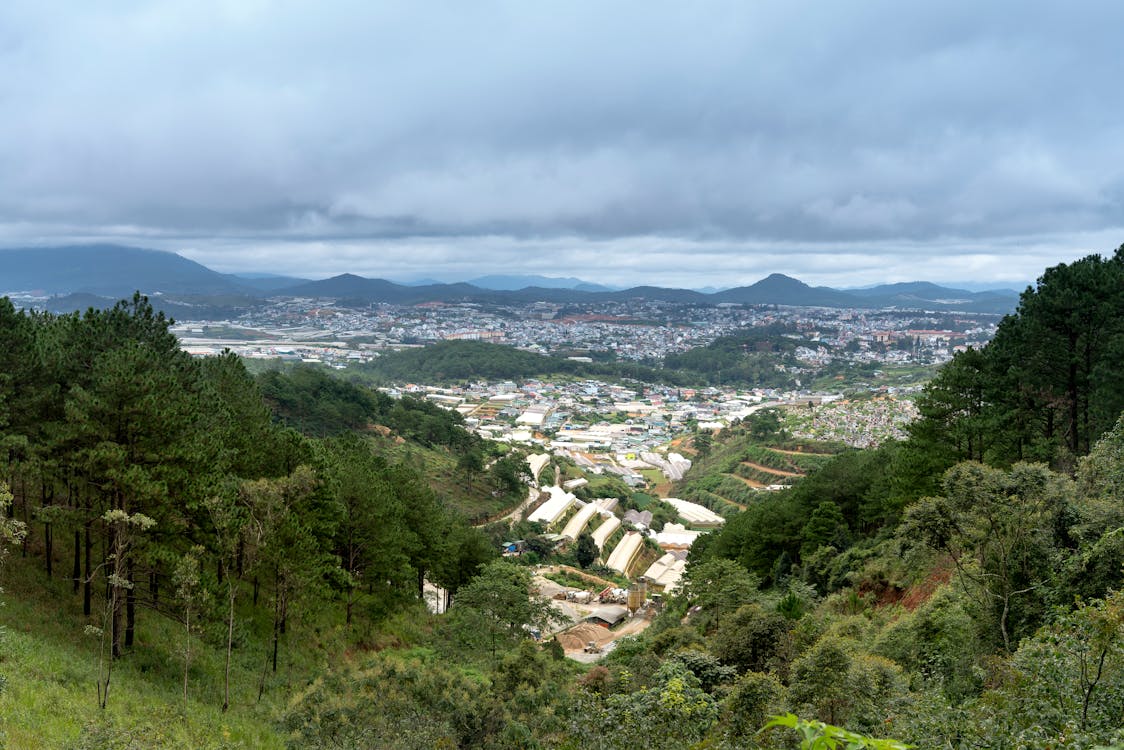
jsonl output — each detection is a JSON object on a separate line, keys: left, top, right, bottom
{"left": 3, "top": 1, "right": 1124, "bottom": 290}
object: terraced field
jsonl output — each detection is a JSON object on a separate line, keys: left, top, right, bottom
{"left": 676, "top": 434, "right": 843, "bottom": 513}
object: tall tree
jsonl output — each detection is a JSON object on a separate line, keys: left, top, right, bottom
{"left": 901, "top": 461, "right": 1071, "bottom": 652}
{"left": 449, "top": 560, "right": 562, "bottom": 662}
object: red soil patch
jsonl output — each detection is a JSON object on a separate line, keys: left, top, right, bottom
{"left": 897, "top": 564, "right": 953, "bottom": 611}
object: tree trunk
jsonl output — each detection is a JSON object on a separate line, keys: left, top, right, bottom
{"left": 125, "top": 563, "right": 136, "bottom": 649}
{"left": 83, "top": 521, "right": 92, "bottom": 617}
{"left": 1082, "top": 646, "right": 1108, "bottom": 731}
{"left": 19, "top": 474, "right": 29, "bottom": 558}
{"left": 271, "top": 584, "right": 281, "bottom": 673}
{"left": 109, "top": 527, "right": 122, "bottom": 659}
{"left": 183, "top": 607, "right": 191, "bottom": 705}
{"left": 72, "top": 528, "right": 81, "bottom": 595}
{"left": 44, "top": 520, "right": 52, "bottom": 578}
{"left": 223, "top": 581, "right": 235, "bottom": 713}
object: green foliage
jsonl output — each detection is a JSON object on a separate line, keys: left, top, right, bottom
{"left": 284, "top": 649, "right": 502, "bottom": 749}
{"left": 901, "top": 461, "right": 1071, "bottom": 651}
{"left": 564, "top": 661, "right": 720, "bottom": 750}
{"left": 763, "top": 713, "right": 912, "bottom": 750}
{"left": 974, "top": 590, "right": 1124, "bottom": 742}
{"left": 712, "top": 602, "right": 791, "bottom": 674}
{"left": 680, "top": 558, "right": 763, "bottom": 633}
{"left": 8, "top": 253, "right": 1124, "bottom": 749}
{"left": 691, "top": 437, "right": 900, "bottom": 593}
{"left": 447, "top": 561, "right": 563, "bottom": 661}
{"left": 257, "top": 365, "right": 383, "bottom": 436}
{"left": 872, "top": 585, "right": 982, "bottom": 701}
{"left": 663, "top": 327, "right": 802, "bottom": 388}
{"left": 906, "top": 246, "right": 1124, "bottom": 469}
{"left": 1064, "top": 413, "right": 1124, "bottom": 599}
{"left": 258, "top": 365, "right": 480, "bottom": 452}
{"left": 721, "top": 671, "right": 787, "bottom": 742}
{"left": 788, "top": 635, "right": 909, "bottom": 734}
{"left": 489, "top": 451, "right": 531, "bottom": 498}
{"left": 0, "top": 293, "right": 518, "bottom": 739}
{"left": 574, "top": 532, "right": 597, "bottom": 569}
{"left": 354, "top": 338, "right": 700, "bottom": 387}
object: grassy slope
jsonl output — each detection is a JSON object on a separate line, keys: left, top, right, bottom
{"left": 369, "top": 434, "right": 520, "bottom": 521}
{"left": 0, "top": 550, "right": 364, "bottom": 749}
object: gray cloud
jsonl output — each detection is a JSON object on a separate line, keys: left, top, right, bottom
{"left": 2, "top": 1, "right": 1124, "bottom": 286}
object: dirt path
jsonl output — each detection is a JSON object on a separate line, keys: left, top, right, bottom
{"left": 479, "top": 487, "right": 541, "bottom": 526}
{"left": 725, "top": 472, "right": 765, "bottom": 489}
{"left": 769, "top": 447, "right": 834, "bottom": 457}
{"left": 740, "top": 460, "right": 803, "bottom": 478}
{"left": 541, "top": 564, "right": 619, "bottom": 590}
{"left": 669, "top": 436, "right": 695, "bottom": 455}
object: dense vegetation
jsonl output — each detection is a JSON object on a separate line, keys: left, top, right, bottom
{"left": 4, "top": 247, "right": 1124, "bottom": 748}
{"left": 352, "top": 340, "right": 679, "bottom": 385}
{"left": 662, "top": 325, "right": 805, "bottom": 387}
{"left": 351, "top": 334, "right": 802, "bottom": 389}
{"left": 0, "top": 295, "right": 505, "bottom": 745}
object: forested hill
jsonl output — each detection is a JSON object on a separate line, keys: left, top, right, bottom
{"left": 352, "top": 332, "right": 804, "bottom": 389}
{"left": 672, "top": 245, "right": 1124, "bottom": 745}
{"left": 0, "top": 294, "right": 517, "bottom": 745}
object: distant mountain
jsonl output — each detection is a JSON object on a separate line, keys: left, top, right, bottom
{"left": 40, "top": 291, "right": 258, "bottom": 319}
{"left": 0, "top": 245, "right": 1020, "bottom": 314}
{"left": 848, "top": 281, "right": 975, "bottom": 300}
{"left": 279, "top": 274, "right": 486, "bottom": 304}
{"left": 847, "top": 281, "right": 1019, "bottom": 314}
{"left": 230, "top": 274, "right": 310, "bottom": 292}
{"left": 713, "top": 273, "right": 860, "bottom": 307}
{"left": 468, "top": 274, "right": 616, "bottom": 292}
{"left": 0, "top": 245, "right": 255, "bottom": 297}
{"left": 605, "top": 285, "right": 710, "bottom": 304}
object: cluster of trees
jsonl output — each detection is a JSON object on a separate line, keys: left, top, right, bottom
{"left": 912, "top": 246, "right": 1124, "bottom": 471}
{"left": 662, "top": 325, "right": 804, "bottom": 388}
{"left": 352, "top": 340, "right": 673, "bottom": 385}
{"left": 652, "top": 249, "right": 1124, "bottom": 746}
{"left": 256, "top": 363, "right": 482, "bottom": 452}
{"left": 353, "top": 335, "right": 805, "bottom": 389}
{"left": 0, "top": 295, "right": 495, "bottom": 709}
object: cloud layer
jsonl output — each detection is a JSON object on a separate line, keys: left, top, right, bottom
{"left": 3, "top": 1, "right": 1124, "bottom": 287}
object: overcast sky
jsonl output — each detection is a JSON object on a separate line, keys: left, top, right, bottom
{"left": 3, "top": 1, "right": 1124, "bottom": 289}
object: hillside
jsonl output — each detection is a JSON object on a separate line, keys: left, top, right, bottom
{"left": 0, "top": 245, "right": 255, "bottom": 297}
{"left": 351, "top": 336, "right": 808, "bottom": 389}
{"left": 252, "top": 363, "right": 526, "bottom": 521}
{"left": 674, "top": 412, "right": 844, "bottom": 514}
{"left": 4, "top": 248, "right": 1124, "bottom": 748}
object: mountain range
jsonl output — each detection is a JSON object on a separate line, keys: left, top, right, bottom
{"left": 0, "top": 245, "right": 1020, "bottom": 315}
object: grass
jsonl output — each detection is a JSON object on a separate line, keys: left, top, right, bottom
{"left": 0, "top": 544, "right": 417, "bottom": 749}
{"left": 543, "top": 570, "right": 596, "bottom": 591}
{"left": 371, "top": 435, "right": 514, "bottom": 521}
